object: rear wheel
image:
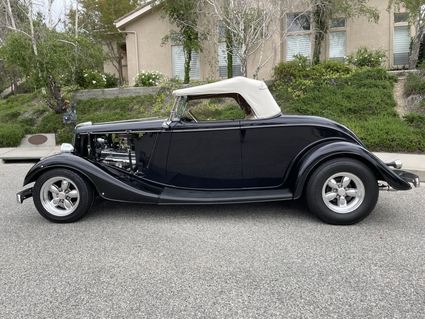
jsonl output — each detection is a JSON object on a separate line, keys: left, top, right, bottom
{"left": 306, "top": 158, "right": 379, "bottom": 225}
{"left": 33, "top": 169, "right": 94, "bottom": 223}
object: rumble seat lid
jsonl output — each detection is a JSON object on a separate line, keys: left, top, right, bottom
{"left": 172, "top": 77, "right": 281, "bottom": 119}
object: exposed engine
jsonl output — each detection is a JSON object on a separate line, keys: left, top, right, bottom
{"left": 95, "top": 134, "right": 136, "bottom": 171}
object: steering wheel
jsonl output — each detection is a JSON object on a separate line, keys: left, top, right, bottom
{"left": 187, "top": 110, "right": 198, "bottom": 123}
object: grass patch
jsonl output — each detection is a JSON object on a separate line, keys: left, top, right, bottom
{"left": 0, "top": 93, "right": 163, "bottom": 146}
{"left": 404, "top": 73, "right": 425, "bottom": 96}
{"left": 0, "top": 124, "right": 27, "bottom": 147}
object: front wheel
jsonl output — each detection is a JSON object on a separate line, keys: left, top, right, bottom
{"left": 33, "top": 169, "right": 94, "bottom": 223}
{"left": 305, "top": 158, "right": 379, "bottom": 225}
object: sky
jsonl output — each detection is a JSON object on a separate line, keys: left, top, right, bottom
{"left": 35, "top": 0, "right": 77, "bottom": 29}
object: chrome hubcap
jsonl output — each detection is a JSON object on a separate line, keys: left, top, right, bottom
{"left": 321, "top": 172, "right": 365, "bottom": 214}
{"left": 40, "top": 177, "right": 80, "bottom": 216}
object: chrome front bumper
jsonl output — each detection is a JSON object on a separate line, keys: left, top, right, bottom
{"left": 16, "top": 188, "right": 33, "bottom": 204}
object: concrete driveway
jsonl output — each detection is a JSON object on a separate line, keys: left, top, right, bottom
{"left": 1, "top": 162, "right": 424, "bottom": 318}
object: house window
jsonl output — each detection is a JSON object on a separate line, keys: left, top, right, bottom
{"left": 287, "top": 35, "right": 311, "bottom": 61}
{"left": 217, "top": 22, "right": 242, "bottom": 77}
{"left": 330, "top": 17, "right": 346, "bottom": 29}
{"left": 393, "top": 26, "right": 410, "bottom": 65}
{"left": 218, "top": 43, "right": 243, "bottom": 78}
{"left": 394, "top": 12, "right": 409, "bottom": 23}
{"left": 329, "top": 18, "right": 346, "bottom": 60}
{"left": 287, "top": 13, "right": 311, "bottom": 32}
{"left": 171, "top": 45, "right": 200, "bottom": 80}
{"left": 286, "top": 13, "right": 312, "bottom": 61}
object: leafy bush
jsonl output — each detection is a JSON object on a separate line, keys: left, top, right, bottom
{"left": 0, "top": 124, "right": 26, "bottom": 147}
{"left": 134, "top": 70, "right": 163, "bottom": 87}
{"left": 79, "top": 69, "right": 107, "bottom": 89}
{"left": 347, "top": 48, "right": 386, "bottom": 68}
{"left": 271, "top": 65, "right": 425, "bottom": 152}
{"left": 273, "top": 59, "right": 354, "bottom": 98}
{"left": 272, "top": 55, "right": 311, "bottom": 83}
{"left": 104, "top": 73, "right": 119, "bottom": 88}
{"left": 404, "top": 73, "right": 425, "bottom": 96}
{"left": 344, "top": 116, "right": 425, "bottom": 153}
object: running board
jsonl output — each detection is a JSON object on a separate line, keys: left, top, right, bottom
{"left": 159, "top": 187, "right": 293, "bottom": 204}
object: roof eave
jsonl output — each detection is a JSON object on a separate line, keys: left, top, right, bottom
{"left": 114, "top": 1, "right": 156, "bottom": 29}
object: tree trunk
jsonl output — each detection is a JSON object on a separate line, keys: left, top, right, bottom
{"left": 312, "top": 1, "right": 328, "bottom": 65}
{"left": 410, "top": 24, "right": 424, "bottom": 69}
{"left": 313, "top": 31, "right": 325, "bottom": 65}
{"left": 47, "top": 75, "right": 65, "bottom": 114}
{"left": 226, "top": 30, "right": 233, "bottom": 78}
{"left": 184, "top": 47, "right": 192, "bottom": 84}
{"left": 240, "top": 57, "right": 248, "bottom": 77}
{"left": 5, "top": 0, "right": 16, "bottom": 29}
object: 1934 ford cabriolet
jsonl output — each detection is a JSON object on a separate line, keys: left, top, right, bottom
{"left": 17, "top": 77, "right": 420, "bottom": 224}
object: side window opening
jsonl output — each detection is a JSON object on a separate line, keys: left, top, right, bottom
{"left": 179, "top": 94, "right": 254, "bottom": 122}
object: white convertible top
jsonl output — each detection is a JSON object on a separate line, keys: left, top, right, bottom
{"left": 172, "top": 77, "right": 282, "bottom": 119}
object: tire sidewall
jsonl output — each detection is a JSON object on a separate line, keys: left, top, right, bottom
{"left": 33, "top": 169, "right": 93, "bottom": 223}
{"left": 306, "top": 158, "right": 379, "bottom": 225}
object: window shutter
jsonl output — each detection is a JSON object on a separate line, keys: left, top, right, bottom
{"left": 329, "top": 31, "right": 346, "bottom": 58}
{"left": 286, "top": 35, "right": 311, "bottom": 61}
{"left": 190, "top": 51, "right": 200, "bottom": 80}
{"left": 393, "top": 26, "right": 410, "bottom": 65}
{"left": 218, "top": 42, "right": 242, "bottom": 77}
{"left": 172, "top": 45, "right": 200, "bottom": 80}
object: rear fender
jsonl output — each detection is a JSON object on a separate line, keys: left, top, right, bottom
{"left": 24, "top": 153, "right": 160, "bottom": 204}
{"left": 292, "top": 141, "right": 411, "bottom": 199}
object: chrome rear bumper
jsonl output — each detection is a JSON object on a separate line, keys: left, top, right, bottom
{"left": 393, "top": 169, "right": 420, "bottom": 188}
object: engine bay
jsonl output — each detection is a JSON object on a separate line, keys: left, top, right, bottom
{"left": 94, "top": 134, "right": 137, "bottom": 171}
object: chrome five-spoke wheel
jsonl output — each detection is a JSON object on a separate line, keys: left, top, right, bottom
{"left": 34, "top": 169, "right": 94, "bottom": 223}
{"left": 40, "top": 177, "right": 80, "bottom": 216}
{"left": 321, "top": 172, "right": 365, "bottom": 214}
{"left": 306, "top": 158, "right": 379, "bottom": 225}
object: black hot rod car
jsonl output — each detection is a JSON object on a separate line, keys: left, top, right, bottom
{"left": 17, "top": 77, "right": 419, "bottom": 224}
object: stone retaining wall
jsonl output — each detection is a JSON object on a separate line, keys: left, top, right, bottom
{"left": 72, "top": 86, "right": 161, "bottom": 101}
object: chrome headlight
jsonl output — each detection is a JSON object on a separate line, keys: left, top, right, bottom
{"left": 60, "top": 143, "right": 74, "bottom": 153}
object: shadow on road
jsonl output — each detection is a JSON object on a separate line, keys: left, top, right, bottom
{"left": 84, "top": 198, "right": 318, "bottom": 223}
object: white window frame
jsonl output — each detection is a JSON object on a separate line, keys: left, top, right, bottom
{"left": 285, "top": 12, "right": 312, "bottom": 62}
{"left": 328, "top": 17, "right": 347, "bottom": 60}
{"left": 393, "top": 13, "right": 410, "bottom": 66}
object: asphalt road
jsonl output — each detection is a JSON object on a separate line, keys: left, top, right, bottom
{"left": 1, "top": 162, "right": 424, "bottom": 319}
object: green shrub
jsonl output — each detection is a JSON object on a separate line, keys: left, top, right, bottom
{"left": 0, "top": 124, "right": 26, "bottom": 147}
{"left": 404, "top": 112, "right": 425, "bottom": 129}
{"left": 344, "top": 116, "right": 425, "bottom": 152}
{"left": 78, "top": 69, "right": 107, "bottom": 89}
{"left": 273, "top": 55, "right": 310, "bottom": 83}
{"left": 347, "top": 48, "right": 386, "bottom": 68}
{"left": 134, "top": 70, "right": 163, "bottom": 87}
{"left": 104, "top": 73, "right": 119, "bottom": 88}
{"left": 404, "top": 73, "right": 425, "bottom": 96}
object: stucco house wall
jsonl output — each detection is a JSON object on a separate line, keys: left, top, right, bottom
{"left": 115, "top": 0, "right": 411, "bottom": 85}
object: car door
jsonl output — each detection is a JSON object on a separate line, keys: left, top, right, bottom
{"left": 166, "top": 120, "right": 243, "bottom": 189}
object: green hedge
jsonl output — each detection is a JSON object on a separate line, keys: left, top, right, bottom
{"left": 271, "top": 60, "right": 425, "bottom": 153}
{"left": 0, "top": 124, "right": 27, "bottom": 147}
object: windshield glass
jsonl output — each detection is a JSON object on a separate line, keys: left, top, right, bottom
{"left": 170, "top": 96, "right": 187, "bottom": 121}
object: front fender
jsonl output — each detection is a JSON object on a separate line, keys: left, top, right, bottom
{"left": 23, "top": 153, "right": 160, "bottom": 204}
{"left": 292, "top": 141, "right": 411, "bottom": 199}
